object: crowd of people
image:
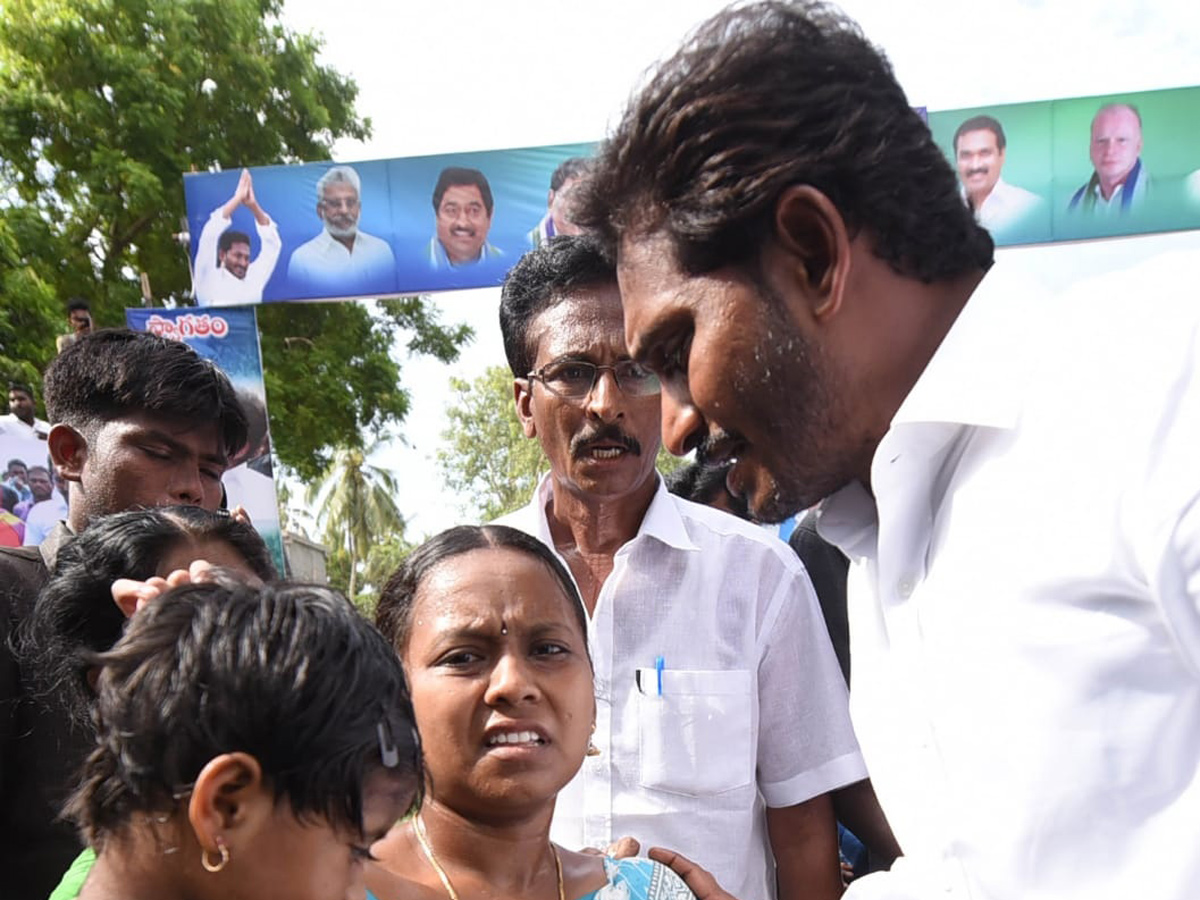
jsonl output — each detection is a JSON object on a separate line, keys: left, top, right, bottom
{"left": 3, "top": 2, "right": 1198, "bottom": 900}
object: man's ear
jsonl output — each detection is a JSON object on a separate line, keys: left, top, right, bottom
{"left": 188, "top": 752, "right": 271, "bottom": 858}
{"left": 514, "top": 377, "right": 537, "bottom": 439}
{"left": 771, "top": 185, "right": 853, "bottom": 324}
{"left": 48, "top": 424, "right": 88, "bottom": 483}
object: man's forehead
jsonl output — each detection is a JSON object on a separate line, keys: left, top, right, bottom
{"left": 958, "top": 129, "right": 999, "bottom": 151}
{"left": 322, "top": 182, "right": 359, "bottom": 201}
{"left": 530, "top": 285, "right": 626, "bottom": 360}
{"left": 1094, "top": 109, "right": 1139, "bottom": 134}
{"left": 102, "top": 413, "right": 226, "bottom": 449}
{"left": 440, "top": 183, "right": 485, "bottom": 206}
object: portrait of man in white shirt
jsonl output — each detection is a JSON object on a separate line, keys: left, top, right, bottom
{"left": 287, "top": 164, "right": 395, "bottom": 296}
{"left": 193, "top": 168, "right": 281, "bottom": 307}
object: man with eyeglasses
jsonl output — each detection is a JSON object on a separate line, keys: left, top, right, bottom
{"left": 495, "top": 235, "right": 865, "bottom": 900}
{"left": 287, "top": 164, "right": 396, "bottom": 296}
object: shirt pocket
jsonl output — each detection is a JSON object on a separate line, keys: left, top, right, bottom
{"left": 635, "top": 668, "right": 753, "bottom": 797}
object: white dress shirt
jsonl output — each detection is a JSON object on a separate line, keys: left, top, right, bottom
{"left": 21, "top": 495, "right": 68, "bottom": 546}
{"left": 823, "top": 256, "right": 1200, "bottom": 899}
{"left": 0, "top": 414, "right": 50, "bottom": 440}
{"left": 286, "top": 228, "right": 395, "bottom": 295}
{"left": 498, "top": 476, "right": 865, "bottom": 900}
{"left": 963, "top": 179, "right": 1043, "bottom": 236}
{"left": 193, "top": 208, "right": 281, "bottom": 307}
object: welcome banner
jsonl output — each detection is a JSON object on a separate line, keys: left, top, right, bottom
{"left": 125, "top": 307, "right": 285, "bottom": 573}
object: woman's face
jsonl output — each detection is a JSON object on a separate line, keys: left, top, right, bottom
{"left": 403, "top": 546, "right": 594, "bottom": 819}
{"left": 240, "top": 767, "right": 417, "bottom": 900}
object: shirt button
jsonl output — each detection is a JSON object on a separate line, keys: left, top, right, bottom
{"left": 897, "top": 577, "right": 915, "bottom": 599}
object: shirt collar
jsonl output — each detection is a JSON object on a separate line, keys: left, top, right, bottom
{"left": 890, "top": 260, "right": 1042, "bottom": 431}
{"left": 531, "top": 473, "right": 699, "bottom": 553}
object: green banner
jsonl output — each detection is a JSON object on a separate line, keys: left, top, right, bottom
{"left": 929, "top": 85, "right": 1200, "bottom": 246}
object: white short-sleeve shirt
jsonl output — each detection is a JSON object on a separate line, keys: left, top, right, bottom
{"left": 498, "top": 477, "right": 865, "bottom": 900}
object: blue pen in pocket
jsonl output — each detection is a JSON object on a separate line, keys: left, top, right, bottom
{"left": 655, "top": 655, "right": 665, "bottom": 696}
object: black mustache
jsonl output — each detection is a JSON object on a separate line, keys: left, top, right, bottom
{"left": 965, "top": 167, "right": 989, "bottom": 177}
{"left": 695, "top": 428, "right": 744, "bottom": 465}
{"left": 571, "top": 424, "right": 641, "bottom": 458}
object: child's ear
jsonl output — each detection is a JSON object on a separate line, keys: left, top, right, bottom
{"left": 187, "top": 752, "right": 271, "bottom": 872}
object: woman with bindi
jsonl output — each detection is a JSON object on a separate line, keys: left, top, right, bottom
{"left": 368, "top": 524, "right": 700, "bottom": 900}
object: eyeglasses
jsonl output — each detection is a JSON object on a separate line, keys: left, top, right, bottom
{"left": 526, "top": 359, "right": 661, "bottom": 400}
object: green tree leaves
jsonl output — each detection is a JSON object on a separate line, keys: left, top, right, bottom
{"left": 0, "top": 0, "right": 470, "bottom": 475}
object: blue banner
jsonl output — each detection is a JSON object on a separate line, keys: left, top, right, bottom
{"left": 185, "top": 142, "right": 596, "bottom": 305}
{"left": 124, "top": 307, "right": 285, "bottom": 572}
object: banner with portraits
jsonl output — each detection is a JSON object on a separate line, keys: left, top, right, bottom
{"left": 929, "top": 85, "right": 1200, "bottom": 246}
{"left": 124, "top": 307, "right": 285, "bottom": 573}
{"left": 184, "top": 85, "right": 1200, "bottom": 306}
{"left": 184, "top": 142, "right": 596, "bottom": 305}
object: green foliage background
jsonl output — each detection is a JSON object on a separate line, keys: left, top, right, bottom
{"left": 0, "top": 0, "right": 470, "bottom": 478}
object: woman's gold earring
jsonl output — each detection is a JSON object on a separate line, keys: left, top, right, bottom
{"left": 586, "top": 723, "right": 601, "bottom": 757}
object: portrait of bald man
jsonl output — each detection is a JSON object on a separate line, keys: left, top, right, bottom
{"left": 1068, "top": 103, "right": 1149, "bottom": 215}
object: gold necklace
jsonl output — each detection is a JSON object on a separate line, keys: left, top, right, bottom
{"left": 413, "top": 813, "right": 565, "bottom": 900}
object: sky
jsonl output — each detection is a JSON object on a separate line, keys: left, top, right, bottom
{"left": 278, "top": 0, "right": 1200, "bottom": 539}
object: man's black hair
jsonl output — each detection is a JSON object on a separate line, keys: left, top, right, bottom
{"left": 550, "top": 157, "right": 592, "bottom": 193}
{"left": 665, "top": 461, "right": 751, "bottom": 520}
{"left": 8, "top": 382, "right": 34, "bottom": 398}
{"left": 66, "top": 578, "right": 421, "bottom": 847}
{"left": 432, "top": 167, "right": 495, "bottom": 217}
{"left": 498, "top": 235, "right": 617, "bottom": 378}
{"left": 953, "top": 115, "right": 1007, "bottom": 153}
{"left": 42, "top": 329, "right": 248, "bottom": 456}
{"left": 217, "top": 230, "right": 252, "bottom": 255}
{"left": 66, "top": 298, "right": 90, "bottom": 314}
{"left": 377, "top": 524, "right": 590, "bottom": 666}
{"left": 20, "top": 506, "right": 277, "bottom": 728}
{"left": 578, "top": 0, "right": 993, "bottom": 282}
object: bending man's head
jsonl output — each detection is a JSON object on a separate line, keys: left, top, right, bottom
{"left": 578, "top": 0, "right": 992, "bottom": 521}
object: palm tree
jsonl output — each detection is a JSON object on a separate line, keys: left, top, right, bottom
{"left": 306, "top": 443, "right": 405, "bottom": 601}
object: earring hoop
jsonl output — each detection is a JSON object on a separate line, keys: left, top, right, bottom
{"left": 201, "top": 836, "right": 230, "bottom": 873}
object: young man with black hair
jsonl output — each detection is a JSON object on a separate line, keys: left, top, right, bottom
{"left": 0, "top": 328, "right": 247, "bottom": 900}
{"left": 54, "top": 298, "right": 93, "bottom": 353}
{"left": 1, "top": 382, "right": 50, "bottom": 440}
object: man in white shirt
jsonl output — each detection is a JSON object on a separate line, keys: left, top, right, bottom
{"left": 193, "top": 168, "right": 281, "bottom": 307}
{"left": 952, "top": 115, "right": 1043, "bottom": 237}
{"left": 579, "top": 3, "right": 1200, "bottom": 899}
{"left": 1, "top": 383, "right": 50, "bottom": 440}
{"left": 288, "top": 164, "right": 395, "bottom": 295}
{"left": 495, "top": 236, "right": 866, "bottom": 900}
{"left": 20, "top": 466, "right": 66, "bottom": 546}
